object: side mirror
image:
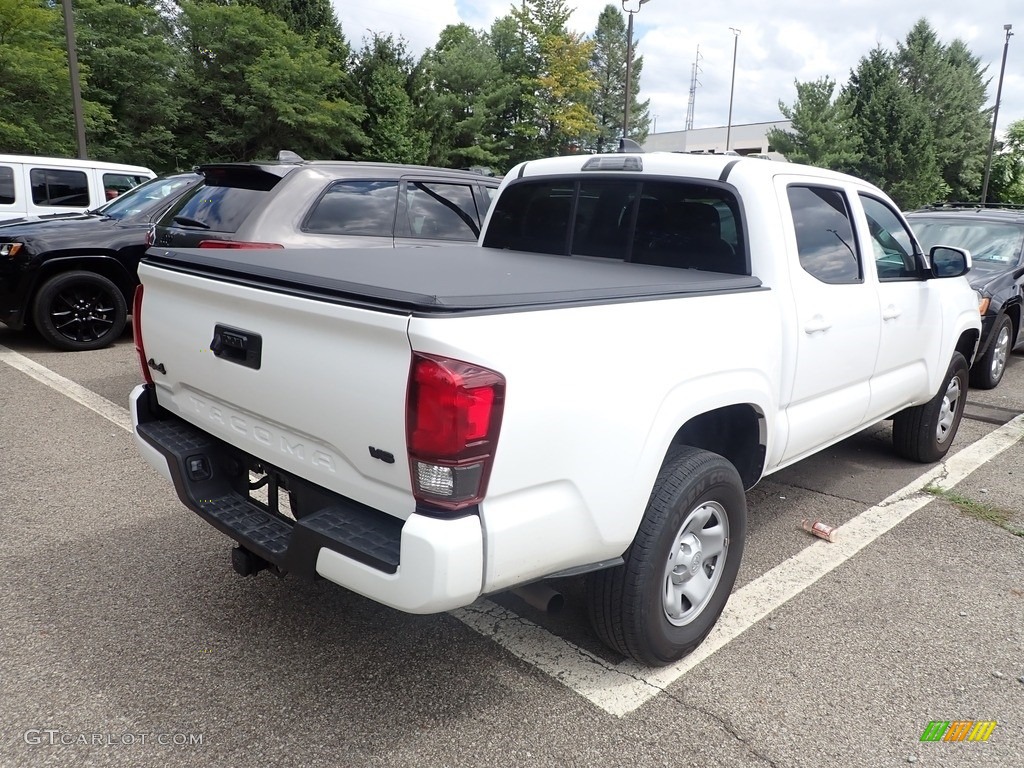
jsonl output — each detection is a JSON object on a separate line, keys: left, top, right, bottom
{"left": 929, "top": 245, "right": 971, "bottom": 278}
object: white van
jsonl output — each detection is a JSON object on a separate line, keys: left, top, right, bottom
{"left": 0, "top": 154, "right": 156, "bottom": 223}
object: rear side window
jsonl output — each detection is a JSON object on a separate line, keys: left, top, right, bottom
{"left": 0, "top": 166, "right": 13, "bottom": 205}
{"left": 30, "top": 169, "right": 89, "bottom": 207}
{"left": 403, "top": 181, "right": 480, "bottom": 241}
{"left": 483, "top": 178, "right": 747, "bottom": 273}
{"left": 168, "top": 184, "right": 267, "bottom": 233}
{"left": 303, "top": 180, "right": 399, "bottom": 237}
{"left": 788, "top": 186, "right": 861, "bottom": 284}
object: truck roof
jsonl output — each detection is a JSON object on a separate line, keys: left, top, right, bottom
{"left": 509, "top": 151, "right": 872, "bottom": 188}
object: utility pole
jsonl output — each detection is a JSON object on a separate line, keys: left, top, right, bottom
{"left": 725, "top": 28, "right": 740, "bottom": 152}
{"left": 686, "top": 45, "right": 702, "bottom": 131}
{"left": 981, "top": 24, "right": 1013, "bottom": 204}
{"left": 61, "top": 0, "right": 88, "bottom": 159}
{"left": 622, "top": 0, "right": 651, "bottom": 138}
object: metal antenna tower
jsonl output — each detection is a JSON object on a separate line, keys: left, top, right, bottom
{"left": 685, "top": 46, "right": 702, "bottom": 131}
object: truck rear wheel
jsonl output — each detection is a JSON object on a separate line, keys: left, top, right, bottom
{"left": 586, "top": 447, "right": 746, "bottom": 666}
{"left": 892, "top": 352, "right": 968, "bottom": 463}
{"left": 32, "top": 271, "right": 128, "bottom": 351}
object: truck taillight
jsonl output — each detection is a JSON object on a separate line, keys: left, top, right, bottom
{"left": 132, "top": 285, "right": 153, "bottom": 385}
{"left": 406, "top": 353, "right": 505, "bottom": 512}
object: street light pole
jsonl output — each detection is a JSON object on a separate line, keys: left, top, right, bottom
{"left": 61, "top": 0, "right": 88, "bottom": 159}
{"left": 725, "top": 27, "right": 740, "bottom": 152}
{"left": 981, "top": 24, "right": 1013, "bottom": 205}
{"left": 622, "top": 0, "right": 651, "bottom": 138}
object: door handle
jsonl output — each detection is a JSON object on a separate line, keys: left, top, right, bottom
{"left": 804, "top": 315, "right": 832, "bottom": 334}
{"left": 882, "top": 305, "right": 902, "bottom": 321}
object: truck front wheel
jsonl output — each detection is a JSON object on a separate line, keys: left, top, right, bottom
{"left": 586, "top": 447, "right": 746, "bottom": 666}
{"left": 892, "top": 352, "right": 968, "bottom": 463}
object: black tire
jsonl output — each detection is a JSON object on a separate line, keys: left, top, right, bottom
{"left": 586, "top": 447, "right": 746, "bottom": 666}
{"left": 969, "top": 316, "right": 1013, "bottom": 390}
{"left": 32, "top": 271, "right": 128, "bottom": 351}
{"left": 892, "top": 352, "right": 968, "bottom": 463}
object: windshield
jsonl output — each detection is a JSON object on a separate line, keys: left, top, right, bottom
{"left": 910, "top": 217, "right": 1024, "bottom": 270}
{"left": 98, "top": 174, "right": 200, "bottom": 221}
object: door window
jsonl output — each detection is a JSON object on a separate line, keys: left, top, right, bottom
{"left": 403, "top": 182, "right": 480, "bottom": 240}
{"left": 788, "top": 186, "right": 861, "bottom": 284}
{"left": 860, "top": 195, "right": 919, "bottom": 279}
{"left": 30, "top": 169, "right": 89, "bottom": 207}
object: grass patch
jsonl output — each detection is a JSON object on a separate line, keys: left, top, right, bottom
{"left": 924, "top": 485, "right": 1024, "bottom": 537}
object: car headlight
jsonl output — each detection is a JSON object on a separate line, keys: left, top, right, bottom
{"left": 0, "top": 242, "right": 22, "bottom": 257}
{"left": 977, "top": 292, "right": 991, "bottom": 315}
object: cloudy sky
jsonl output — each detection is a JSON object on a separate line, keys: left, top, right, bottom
{"left": 331, "top": 0, "right": 1021, "bottom": 137}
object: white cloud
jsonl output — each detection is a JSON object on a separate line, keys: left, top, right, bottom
{"left": 332, "top": 0, "right": 1023, "bottom": 135}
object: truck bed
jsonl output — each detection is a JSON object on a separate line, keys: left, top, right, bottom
{"left": 142, "top": 245, "right": 763, "bottom": 314}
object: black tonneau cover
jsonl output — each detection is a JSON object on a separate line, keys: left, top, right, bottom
{"left": 143, "top": 245, "right": 763, "bottom": 315}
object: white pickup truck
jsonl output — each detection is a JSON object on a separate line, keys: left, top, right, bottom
{"left": 130, "top": 152, "right": 981, "bottom": 665}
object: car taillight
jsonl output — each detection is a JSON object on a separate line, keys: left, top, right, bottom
{"left": 132, "top": 285, "right": 153, "bottom": 385}
{"left": 406, "top": 353, "right": 505, "bottom": 512}
{"left": 198, "top": 240, "right": 284, "bottom": 249}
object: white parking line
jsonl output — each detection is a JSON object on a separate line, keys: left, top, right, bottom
{"left": 5, "top": 343, "right": 1023, "bottom": 717}
{"left": 0, "top": 345, "right": 133, "bottom": 432}
{"left": 460, "top": 413, "right": 1024, "bottom": 716}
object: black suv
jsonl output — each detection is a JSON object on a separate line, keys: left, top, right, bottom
{"left": 0, "top": 172, "right": 201, "bottom": 351}
{"left": 153, "top": 157, "right": 501, "bottom": 251}
{"left": 907, "top": 205, "right": 1024, "bottom": 388}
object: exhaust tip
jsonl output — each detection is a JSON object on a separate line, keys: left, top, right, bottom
{"left": 510, "top": 582, "right": 564, "bottom": 614}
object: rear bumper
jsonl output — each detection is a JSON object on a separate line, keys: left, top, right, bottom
{"left": 129, "top": 384, "right": 483, "bottom": 613}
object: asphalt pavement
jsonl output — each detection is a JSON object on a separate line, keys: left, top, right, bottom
{"left": 0, "top": 325, "right": 1021, "bottom": 768}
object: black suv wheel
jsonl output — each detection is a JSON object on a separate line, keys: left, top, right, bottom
{"left": 32, "top": 271, "right": 128, "bottom": 351}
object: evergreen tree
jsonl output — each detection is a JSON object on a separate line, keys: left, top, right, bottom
{"left": 586, "top": 5, "right": 627, "bottom": 153}
{"left": 414, "top": 24, "right": 508, "bottom": 171}
{"left": 896, "top": 20, "right": 989, "bottom": 202}
{"left": 767, "top": 76, "right": 860, "bottom": 172}
{"left": 843, "top": 47, "right": 945, "bottom": 208}
{"left": 173, "top": 1, "right": 365, "bottom": 163}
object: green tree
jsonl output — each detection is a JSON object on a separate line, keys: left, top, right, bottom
{"left": 986, "top": 119, "right": 1024, "bottom": 204}
{"left": 173, "top": 1, "right": 365, "bottom": 163}
{"left": 0, "top": 0, "right": 106, "bottom": 156}
{"left": 843, "top": 47, "right": 945, "bottom": 208}
{"left": 239, "top": 0, "right": 349, "bottom": 63}
{"left": 896, "top": 19, "right": 989, "bottom": 202}
{"left": 586, "top": 5, "right": 627, "bottom": 153}
{"left": 767, "top": 76, "right": 860, "bottom": 171}
{"left": 490, "top": 0, "right": 596, "bottom": 163}
{"left": 75, "top": 0, "right": 181, "bottom": 169}
{"left": 414, "top": 24, "right": 508, "bottom": 170}
{"left": 350, "top": 32, "right": 428, "bottom": 164}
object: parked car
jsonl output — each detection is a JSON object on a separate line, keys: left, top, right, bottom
{"left": 0, "top": 153, "right": 155, "bottom": 224}
{"left": 907, "top": 205, "right": 1024, "bottom": 388}
{"left": 152, "top": 155, "right": 501, "bottom": 251}
{"left": 0, "top": 172, "right": 201, "bottom": 351}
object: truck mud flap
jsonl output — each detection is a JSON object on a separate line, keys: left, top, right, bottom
{"left": 135, "top": 416, "right": 402, "bottom": 576}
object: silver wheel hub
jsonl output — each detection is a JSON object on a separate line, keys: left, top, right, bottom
{"left": 663, "top": 501, "right": 729, "bottom": 626}
{"left": 936, "top": 374, "right": 961, "bottom": 443}
{"left": 990, "top": 324, "right": 1011, "bottom": 380}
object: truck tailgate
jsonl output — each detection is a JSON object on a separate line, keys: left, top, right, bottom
{"left": 137, "top": 260, "right": 415, "bottom": 519}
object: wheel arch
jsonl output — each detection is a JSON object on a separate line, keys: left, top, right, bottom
{"left": 667, "top": 403, "right": 767, "bottom": 490}
{"left": 29, "top": 255, "right": 136, "bottom": 314}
